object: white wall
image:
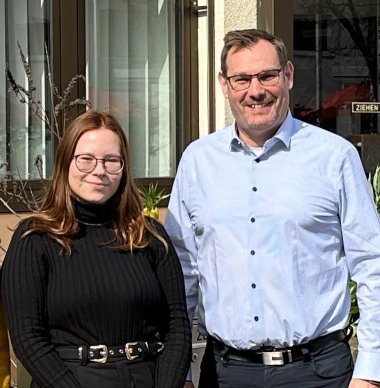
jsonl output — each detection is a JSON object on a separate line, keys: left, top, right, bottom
{"left": 214, "top": 1, "right": 259, "bottom": 130}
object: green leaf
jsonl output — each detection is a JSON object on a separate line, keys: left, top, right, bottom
{"left": 139, "top": 182, "right": 170, "bottom": 211}
{"left": 369, "top": 165, "right": 380, "bottom": 216}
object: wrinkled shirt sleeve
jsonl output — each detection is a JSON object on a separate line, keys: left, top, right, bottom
{"left": 339, "top": 147, "right": 380, "bottom": 381}
{"left": 165, "top": 156, "right": 199, "bottom": 324}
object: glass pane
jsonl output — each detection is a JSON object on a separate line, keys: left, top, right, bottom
{"left": 293, "top": 0, "right": 379, "bottom": 137}
{"left": 86, "top": 0, "right": 176, "bottom": 178}
{"left": 0, "top": 0, "right": 52, "bottom": 180}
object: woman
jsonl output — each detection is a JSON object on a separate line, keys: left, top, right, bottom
{"left": 1, "top": 110, "right": 191, "bottom": 388}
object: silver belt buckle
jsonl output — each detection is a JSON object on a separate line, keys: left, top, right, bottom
{"left": 89, "top": 344, "right": 108, "bottom": 363}
{"left": 262, "top": 350, "right": 292, "bottom": 366}
{"left": 125, "top": 342, "right": 141, "bottom": 360}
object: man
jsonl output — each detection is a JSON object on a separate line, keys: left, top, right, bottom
{"left": 165, "top": 28, "right": 380, "bottom": 387}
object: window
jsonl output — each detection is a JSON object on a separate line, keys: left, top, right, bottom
{"left": 86, "top": 0, "right": 177, "bottom": 178}
{"left": 0, "top": 0, "right": 200, "bottom": 213}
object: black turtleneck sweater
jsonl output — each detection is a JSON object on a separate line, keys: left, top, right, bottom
{"left": 1, "top": 200, "right": 191, "bottom": 388}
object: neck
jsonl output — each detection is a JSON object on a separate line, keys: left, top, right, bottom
{"left": 236, "top": 126, "right": 276, "bottom": 147}
{"left": 72, "top": 197, "right": 113, "bottom": 225}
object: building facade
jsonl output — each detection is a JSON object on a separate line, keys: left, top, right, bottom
{"left": 1, "top": 0, "right": 379, "bottom": 202}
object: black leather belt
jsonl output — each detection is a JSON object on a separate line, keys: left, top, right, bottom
{"left": 56, "top": 341, "right": 164, "bottom": 364}
{"left": 211, "top": 330, "right": 346, "bottom": 366}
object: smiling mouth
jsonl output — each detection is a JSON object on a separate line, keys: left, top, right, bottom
{"left": 248, "top": 101, "right": 273, "bottom": 109}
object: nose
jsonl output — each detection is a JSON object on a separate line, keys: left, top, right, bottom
{"left": 246, "top": 77, "right": 266, "bottom": 96}
{"left": 92, "top": 160, "right": 107, "bottom": 174}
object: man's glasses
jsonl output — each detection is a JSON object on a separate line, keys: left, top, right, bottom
{"left": 73, "top": 154, "right": 124, "bottom": 174}
{"left": 225, "top": 68, "right": 282, "bottom": 91}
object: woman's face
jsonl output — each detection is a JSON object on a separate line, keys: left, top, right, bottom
{"left": 68, "top": 127, "right": 123, "bottom": 204}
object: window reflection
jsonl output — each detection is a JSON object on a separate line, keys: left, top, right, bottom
{"left": 293, "top": 0, "right": 379, "bottom": 137}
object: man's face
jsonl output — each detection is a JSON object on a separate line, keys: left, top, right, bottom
{"left": 218, "top": 39, "right": 294, "bottom": 146}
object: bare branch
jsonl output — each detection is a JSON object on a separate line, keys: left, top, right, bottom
{"left": 2, "top": 41, "right": 90, "bottom": 243}
{"left": 0, "top": 197, "right": 23, "bottom": 217}
{"left": 45, "top": 42, "right": 61, "bottom": 140}
{"left": 17, "top": 41, "right": 36, "bottom": 92}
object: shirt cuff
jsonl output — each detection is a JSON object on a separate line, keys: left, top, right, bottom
{"left": 186, "top": 367, "right": 192, "bottom": 381}
{"left": 353, "top": 350, "right": 380, "bottom": 381}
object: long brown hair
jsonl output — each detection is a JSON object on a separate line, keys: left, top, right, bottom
{"left": 24, "top": 110, "right": 167, "bottom": 253}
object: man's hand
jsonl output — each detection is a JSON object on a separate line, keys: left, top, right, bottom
{"left": 349, "top": 378, "right": 380, "bottom": 387}
{"left": 183, "top": 381, "right": 195, "bottom": 388}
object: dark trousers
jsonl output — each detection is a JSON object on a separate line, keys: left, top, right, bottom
{"left": 31, "top": 359, "right": 156, "bottom": 388}
{"left": 199, "top": 336, "right": 354, "bottom": 388}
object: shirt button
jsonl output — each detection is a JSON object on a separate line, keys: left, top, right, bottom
{"left": 251, "top": 283, "right": 256, "bottom": 289}
{"left": 254, "top": 316, "right": 259, "bottom": 321}
{"left": 250, "top": 250, "right": 255, "bottom": 255}
{"left": 252, "top": 187, "right": 257, "bottom": 192}
{"left": 250, "top": 217, "right": 255, "bottom": 223}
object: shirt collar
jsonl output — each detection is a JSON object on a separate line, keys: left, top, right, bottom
{"left": 272, "top": 111, "right": 296, "bottom": 149}
{"left": 229, "top": 110, "right": 296, "bottom": 152}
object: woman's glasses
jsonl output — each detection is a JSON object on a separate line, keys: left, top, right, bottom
{"left": 73, "top": 154, "right": 124, "bottom": 174}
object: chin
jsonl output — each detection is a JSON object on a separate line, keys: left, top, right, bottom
{"left": 77, "top": 194, "right": 111, "bottom": 205}
{"left": 250, "top": 116, "right": 277, "bottom": 131}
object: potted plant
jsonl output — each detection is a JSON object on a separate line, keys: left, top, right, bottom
{"left": 139, "top": 182, "right": 170, "bottom": 220}
{"left": 369, "top": 165, "right": 380, "bottom": 213}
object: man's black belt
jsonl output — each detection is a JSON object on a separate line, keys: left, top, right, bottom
{"left": 56, "top": 341, "right": 164, "bottom": 364}
{"left": 211, "top": 329, "right": 346, "bottom": 366}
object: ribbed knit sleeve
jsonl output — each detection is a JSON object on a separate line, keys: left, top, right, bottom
{"left": 1, "top": 221, "right": 81, "bottom": 388}
{"left": 148, "top": 219, "right": 192, "bottom": 388}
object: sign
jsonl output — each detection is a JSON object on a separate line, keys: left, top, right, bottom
{"left": 352, "top": 102, "right": 380, "bottom": 113}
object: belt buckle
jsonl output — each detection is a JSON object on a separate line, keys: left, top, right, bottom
{"left": 125, "top": 342, "right": 142, "bottom": 361}
{"left": 156, "top": 342, "right": 165, "bottom": 353}
{"left": 89, "top": 345, "right": 108, "bottom": 363}
{"left": 261, "top": 350, "right": 292, "bottom": 366}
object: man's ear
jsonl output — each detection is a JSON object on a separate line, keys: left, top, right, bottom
{"left": 218, "top": 72, "right": 229, "bottom": 97}
{"left": 284, "top": 60, "right": 294, "bottom": 90}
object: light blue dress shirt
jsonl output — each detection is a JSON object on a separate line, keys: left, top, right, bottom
{"left": 164, "top": 112, "right": 380, "bottom": 381}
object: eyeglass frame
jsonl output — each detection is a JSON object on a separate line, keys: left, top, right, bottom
{"left": 73, "top": 154, "right": 124, "bottom": 174}
{"left": 224, "top": 67, "right": 283, "bottom": 91}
